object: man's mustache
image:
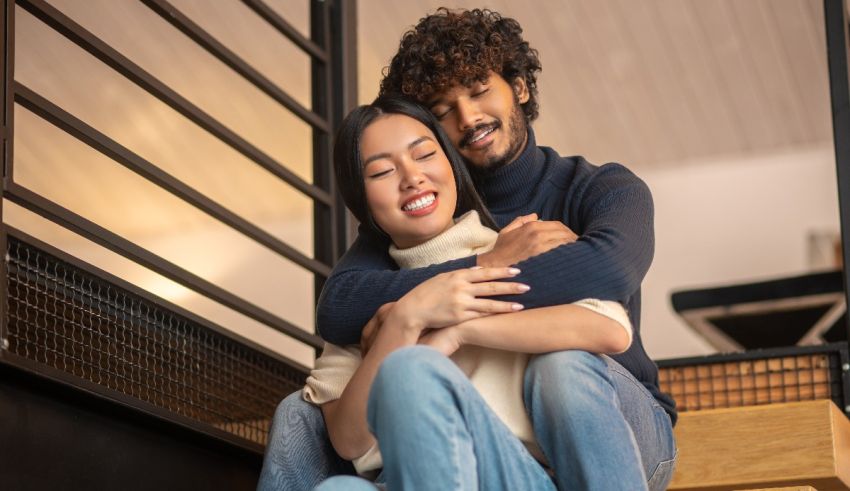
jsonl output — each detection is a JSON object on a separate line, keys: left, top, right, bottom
{"left": 459, "top": 121, "right": 501, "bottom": 148}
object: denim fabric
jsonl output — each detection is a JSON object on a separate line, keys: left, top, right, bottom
{"left": 524, "top": 351, "right": 677, "bottom": 491}
{"left": 364, "top": 346, "right": 557, "bottom": 491}
{"left": 259, "top": 349, "right": 676, "bottom": 491}
{"left": 256, "top": 391, "right": 354, "bottom": 491}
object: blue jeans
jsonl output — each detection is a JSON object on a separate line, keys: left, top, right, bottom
{"left": 257, "top": 391, "right": 355, "bottom": 491}
{"left": 260, "top": 347, "right": 676, "bottom": 490}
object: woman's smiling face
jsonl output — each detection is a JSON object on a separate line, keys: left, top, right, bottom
{"left": 360, "top": 113, "right": 458, "bottom": 249}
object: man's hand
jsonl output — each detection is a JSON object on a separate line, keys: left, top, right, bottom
{"left": 360, "top": 302, "right": 395, "bottom": 355}
{"left": 477, "top": 213, "right": 579, "bottom": 267}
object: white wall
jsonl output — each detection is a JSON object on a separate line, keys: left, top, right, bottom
{"left": 639, "top": 145, "right": 840, "bottom": 359}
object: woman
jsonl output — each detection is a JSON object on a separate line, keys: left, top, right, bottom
{"left": 307, "top": 97, "right": 633, "bottom": 490}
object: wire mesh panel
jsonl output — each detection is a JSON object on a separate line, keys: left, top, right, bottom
{"left": 658, "top": 349, "right": 845, "bottom": 413}
{"left": 2, "top": 236, "right": 306, "bottom": 447}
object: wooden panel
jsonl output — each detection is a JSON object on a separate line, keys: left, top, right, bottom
{"left": 669, "top": 400, "right": 850, "bottom": 491}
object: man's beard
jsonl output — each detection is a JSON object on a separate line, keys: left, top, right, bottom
{"left": 462, "top": 97, "right": 528, "bottom": 175}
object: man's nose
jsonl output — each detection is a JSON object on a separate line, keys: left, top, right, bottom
{"left": 456, "top": 99, "right": 482, "bottom": 131}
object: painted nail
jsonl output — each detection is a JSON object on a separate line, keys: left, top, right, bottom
{"left": 508, "top": 268, "right": 521, "bottom": 275}
{"left": 512, "top": 303, "right": 524, "bottom": 311}
{"left": 517, "top": 284, "right": 530, "bottom": 292}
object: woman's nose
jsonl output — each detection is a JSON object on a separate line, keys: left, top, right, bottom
{"left": 399, "top": 161, "right": 426, "bottom": 189}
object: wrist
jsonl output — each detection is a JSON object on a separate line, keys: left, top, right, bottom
{"left": 455, "top": 318, "right": 479, "bottom": 345}
{"left": 476, "top": 251, "right": 495, "bottom": 268}
{"left": 385, "top": 302, "right": 426, "bottom": 335}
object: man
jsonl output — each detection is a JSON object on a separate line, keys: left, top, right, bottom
{"left": 259, "top": 8, "right": 676, "bottom": 491}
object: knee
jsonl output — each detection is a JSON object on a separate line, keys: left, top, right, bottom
{"left": 524, "top": 351, "right": 613, "bottom": 409}
{"left": 269, "top": 390, "right": 324, "bottom": 439}
{"left": 368, "top": 346, "right": 455, "bottom": 419}
{"left": 372, "top": 345, "right": 450, "bottom": 394}
{"left": 526, "top": 350, "right": 607, "bottom": 385}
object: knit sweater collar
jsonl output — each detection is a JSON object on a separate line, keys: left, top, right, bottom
{"left": 472, "top": 127, "right": 546, "bottom": 213}
{"left": 389, "top": 211, "right": 497, "bottom": 269}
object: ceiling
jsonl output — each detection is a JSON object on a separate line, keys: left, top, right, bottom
{"left": 356, "top": 0, "right": 833, "bottom": 170}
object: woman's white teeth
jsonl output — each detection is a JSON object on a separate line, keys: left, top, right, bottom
{"left": 403, "top": 193, "right": 436, "bottom": 211}
{"left": 470, "top": 127, "right": 495, "bottom": 143}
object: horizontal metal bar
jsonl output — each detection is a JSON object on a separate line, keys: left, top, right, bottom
{"left": 16, "top": 0, "right": 332, "bottom": 206}
{"left": 241, "top": 0, "right": 327, "bottom": 63}
{"left": 655, "top": 342, "right": 849, "bottom": 368}
{"left": 4, "top": 225, "right": 312, "bottom": 374}
{"left": 140, "top": 0, "right": 329, "bottom": 132}
{"left": 3, "top": 181, "right": 324, "bottom": 349}
{"left": 14, "top": 83, "right": 331, "bottom": 278}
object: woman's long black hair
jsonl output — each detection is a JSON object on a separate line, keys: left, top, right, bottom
{"left": 333, "top": 96, "right": 496, "bottom": 240}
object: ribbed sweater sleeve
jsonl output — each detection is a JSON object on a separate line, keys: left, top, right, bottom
{"left": 505, "top": 164, "right": 654, "bottom": 309}
{"left": 316, "top": 232, "right": 475, "bottom": 345}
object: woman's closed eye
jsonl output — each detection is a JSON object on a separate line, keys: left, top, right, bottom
{"left": 413, "top": 151, "right": 436, "bottom": 161}
{"left": 366, "top": 166, "right": 394, "bottom": 179}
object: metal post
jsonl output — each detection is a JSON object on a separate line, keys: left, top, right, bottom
{"left": 311, "top": 0, "right": 358, "bottom": 291}
{"left": 311, "top": 0, "right": 335, "bottom": 305}
{"left": 329, "top": 0, "right": 358, "bottom": 250}
{"left": 823, "top": 0, "right": 850, "bottom": 345}
{"left": 0, "top": 0, "right": 15, "bottom": 353}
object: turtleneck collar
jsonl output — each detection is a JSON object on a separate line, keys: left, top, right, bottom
{"left": 388, "top": 211, "right": 497, "bottom": 269}
{"left": 471, "top": 127, "right": 546, "bottom": 213}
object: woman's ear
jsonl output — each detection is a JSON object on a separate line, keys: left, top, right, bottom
{"left": 512, "top": 77, "right": 530, "bottom": 104}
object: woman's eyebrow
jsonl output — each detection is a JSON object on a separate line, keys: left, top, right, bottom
{"left": 362, "top": 152, "right": 390, "bottom": 167}
{"left": 408, "top": 136, "right": 434, "bottom": 149}
{"left": 362, "top": 136, "right": 435, "bottom": 167}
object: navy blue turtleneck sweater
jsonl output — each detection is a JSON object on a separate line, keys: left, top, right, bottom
{"left": 316, "top": 129, "right": 677, "bottom": 423}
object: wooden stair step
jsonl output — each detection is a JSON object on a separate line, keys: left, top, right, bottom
{"left": 668, "top": 400, "right": 850, "bottom": 491}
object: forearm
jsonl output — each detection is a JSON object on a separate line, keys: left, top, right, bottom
{"left": 317, "top": 254, "right": 475, "bottom": 345}
{"left": 457, "top": 304, "right": 631, "bottom": 354}
{"left": 481, "top": 169, "right": 654, "bottom": 308}
{"left": 505, "top": 235, "right": 650, "bottom": 308}
{"left": 321, "top": 313, "right": 421, "bottom": 460}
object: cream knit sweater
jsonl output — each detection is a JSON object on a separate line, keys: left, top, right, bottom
{"left": 303, "top": 211, "right": 632, "bottom": 474}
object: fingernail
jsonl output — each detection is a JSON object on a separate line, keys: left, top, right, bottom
{"left": 517, "top": 284, "right": 530, "bottom": 292}
{"left": 512, "top": 303, "right": 524, "bottom": 311}
{"left": 508, "top": 268, "right": 521, "bottom": 275}
{"left": 470, "top": 266, "right": 483, "bottom": 270}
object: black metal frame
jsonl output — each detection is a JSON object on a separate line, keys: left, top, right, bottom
{"left": 825, "top": 0, "right": 850, "bottom": 347}
{"left": 0, "top": 0, "right": 358, "bottom": 350}
{"left": 0, "top": 0, "right": 356, "bottom": 452}
{"left": 657, "top": 342, "right": 850, "bottom": 414}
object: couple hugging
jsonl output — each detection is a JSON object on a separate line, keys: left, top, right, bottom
{"left": 259, "top": 8, "right": 677, "bottom": 491}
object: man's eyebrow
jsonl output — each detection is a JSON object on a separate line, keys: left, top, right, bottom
{"left": 362, "top": 136, "right": 435, "bottom": 167}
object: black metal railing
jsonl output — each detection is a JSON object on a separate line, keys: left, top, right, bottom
{"left": 0, "top": 0, "right": 357, "bottom": 451}
{"left": 657, "top": 343, "right": 850, "bottom": 414}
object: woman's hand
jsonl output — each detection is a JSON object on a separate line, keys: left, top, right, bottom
{"left": 418, "top": 326, "right": 463, "bottom": 356}
{"left": 360, "top": 302, "right": 395, "bottom": 356}
{"left": 388, "top": 266, "right": 528, "bottom": 332}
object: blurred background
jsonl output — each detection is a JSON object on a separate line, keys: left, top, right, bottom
{"left": 10, "top": 0, "right": 840, "bottom": 367}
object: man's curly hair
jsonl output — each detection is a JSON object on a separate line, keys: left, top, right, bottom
{"left": 379, "top": 8, "right": 542, "bottom": 122}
